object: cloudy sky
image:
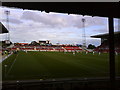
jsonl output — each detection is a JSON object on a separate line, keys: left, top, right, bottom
{"left": 0, "top": 6, "right": 119, "bottom": 46}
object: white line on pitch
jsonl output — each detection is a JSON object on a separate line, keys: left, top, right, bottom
{"left": 6, "top": 54, "right": 19, "bottom": 76}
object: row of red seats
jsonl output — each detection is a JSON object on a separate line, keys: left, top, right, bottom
{"left": 94, "top": 40, "right": 120, "bottom": 53}
{"left": 10, "top": 46, "right": 83, "bottom": 51}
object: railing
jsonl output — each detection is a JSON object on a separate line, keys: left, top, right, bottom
{"left": 2, "top": 77, "right": 120, "bottom": 90}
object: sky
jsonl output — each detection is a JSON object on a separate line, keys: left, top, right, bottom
{"left": 0, "top": 6, "right": 119, "bottom": 46}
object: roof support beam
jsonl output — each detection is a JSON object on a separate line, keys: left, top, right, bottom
{"left": 108, "top": 17, "right": 116, "bottom": 90}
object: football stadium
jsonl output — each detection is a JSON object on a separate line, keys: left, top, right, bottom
{"left": 1, "top": 2, "right": 120, "bottom": 90}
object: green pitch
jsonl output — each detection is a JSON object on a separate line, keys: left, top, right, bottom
{"left": 1, "top": 51, "right": 120, "bottom": 81}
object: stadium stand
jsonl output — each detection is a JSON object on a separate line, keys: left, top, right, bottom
{"left": 9, "top": 44, "right": 83, "bottom": 52}
{"left": 91, "top": 31, "right": 120, "bottom": 53}
{"left": 63, "top": 46, "right": 83, "bottom": 52}
{"left": 53, "top": 46, "right": 64, "bottom": 51}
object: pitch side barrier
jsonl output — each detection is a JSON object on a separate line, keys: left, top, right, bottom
{"left": 2, "top": 77, "right": 120, "bottom": 90}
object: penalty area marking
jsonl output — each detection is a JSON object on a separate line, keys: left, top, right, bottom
{"left": 6, "top": 54, "right": 19, "bottom": 76}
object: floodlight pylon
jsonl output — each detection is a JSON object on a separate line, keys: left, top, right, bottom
{"left": 4, "top": 10, "right": 10, "bottom": 41}
{"left": 82, "top": 18, "right": 86, "bottom": 48}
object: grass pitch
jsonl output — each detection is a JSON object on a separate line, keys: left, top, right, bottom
{"left": 1, "top": 51, "right": 120, "bottom": 81}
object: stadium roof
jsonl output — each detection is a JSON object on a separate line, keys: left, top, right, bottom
{"left": 0, "top": 22, "right": 9, "bottom": 34}
{"left": 91, "top": 31, "right": 120, "bottom": 38}
{"left": 2, "top": 2, "right": 120, "bottom": 18}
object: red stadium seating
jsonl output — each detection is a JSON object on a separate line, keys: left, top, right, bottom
{"left": 94, "top": 40, "right": 120, "bottom": 53}
{"left": 9, "top": 45, "right": 83, "bottom": 52}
